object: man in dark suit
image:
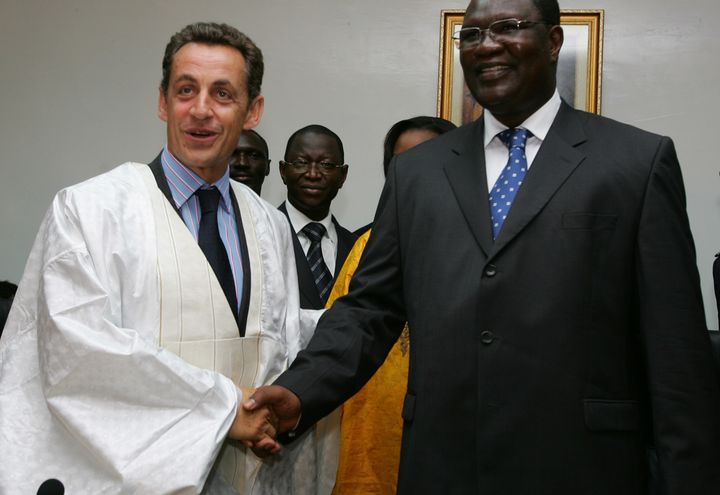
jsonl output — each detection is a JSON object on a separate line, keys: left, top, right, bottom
{"left": 714, "top": 253, "right": 719, "bottom": 321}
{"left": 278, "top": 125, "right": 357, "bottom": 309}
{"left": 247, "top": 0, "right": 720, "bottom": 493}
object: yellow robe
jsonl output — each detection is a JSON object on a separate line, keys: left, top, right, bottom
{"left": 329, "top": 230, "right": 409, "bottom": 495}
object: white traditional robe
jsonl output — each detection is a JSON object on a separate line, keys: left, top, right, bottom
{"left": 0, "top": 163, "right": 338, "bottom": 494}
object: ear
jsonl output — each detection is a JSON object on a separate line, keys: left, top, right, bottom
{"left": 264, "top": 160, "right": 271, "bottom": 176}
{"left": 278, "top": 161, "right": 287, "bottom": 185}
{"left": 158, "top": 87, "right": 168, "bottom": 122}
{"left": 243, "top": 95, "right": 265, "bottom": 129}
{"left": 337, "top": 165, "right": 349, "bottom": 189}
{"left": 548, "top": 25, "right": 564, "bottom": 64}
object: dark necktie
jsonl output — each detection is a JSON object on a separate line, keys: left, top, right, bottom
{"left": 302, "top": 222, "right": 333, "bottom": 305}
{"left": 489, "top": 128, "right": 532, "bottom": 239}
{"left": 196, "top": 187, "right": 238, "bottom": 319}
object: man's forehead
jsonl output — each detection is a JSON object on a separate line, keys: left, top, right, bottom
{"left": 169, "top": 42, "right": 246, "bottom": 83}
{"left": 465, "top": 0, "right": 538, "bottom": 22}
{"left": 237, "top": 134, "right": 267, "bottom": 154}
{"left": 289, "top": 133, "right": 340, "bottom": 154}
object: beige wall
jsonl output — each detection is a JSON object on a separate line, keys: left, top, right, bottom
{"left": 1, "top": 0, "right": 718, "bottom": 328}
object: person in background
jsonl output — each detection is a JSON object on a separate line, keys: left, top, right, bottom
{"left": 247, "top": 0, "right": 720, "bottom": 493}
{"left": 354, "top": 117, "right": 457, "bottom": 237}
{"left": 278, "top": 125, "right": 357, "bottom": 310}
{"left": 331, "top": 116, "right": 456, "bottom": 495}
{"left": 229, "top": 129, "right": 271, "bottom": 195}
{"left": 0, "top": 281, "right": 18, "bottom": 336}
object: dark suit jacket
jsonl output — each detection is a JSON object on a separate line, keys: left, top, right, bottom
{"left": 714, "top": 253, "right": 719, "bottom": 323}
{"left": 278, "top": 202, "right": 356, "bottom": 310}
{"left": 276, "top": 103, "right": 720, "bottom": 494}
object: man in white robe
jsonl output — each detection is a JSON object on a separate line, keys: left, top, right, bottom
{"left": 0, "top": 22, "right": 336, "bottom": 495}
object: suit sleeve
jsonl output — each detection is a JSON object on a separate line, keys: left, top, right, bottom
{"left": 275, "top": 160, "right": 407, "bottom": 430}
{"left": 635, "top": 137, "right": 720, "bottom": 493}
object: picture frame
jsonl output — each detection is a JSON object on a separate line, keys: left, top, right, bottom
{"left": 437, "top": 10, "right": 604, "bottom": 126}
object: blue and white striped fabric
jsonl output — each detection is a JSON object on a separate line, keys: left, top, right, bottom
{"left": 160, "top": 146, "right": 243, "bottom": 312}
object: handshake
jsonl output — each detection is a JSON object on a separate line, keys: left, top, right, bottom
{"left": 229, "top": 385, "right": 302, "bottom": 457}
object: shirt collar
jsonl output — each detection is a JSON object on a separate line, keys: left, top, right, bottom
{"left": 160, "top": 146, "right": 232, "bottom": 212}
{"left": 284, "top": 200, "right": 333, "bottom": 236}
{"left": 483, "top": 89, "right": 562, "bottom": 148}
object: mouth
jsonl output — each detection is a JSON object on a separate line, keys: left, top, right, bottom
{"left": 184, "top": 128, "right": 220, "bottom": 144}
{"left": 475, "top": 64, "right": 512, "bottom": 81}
{"left": 231, "top": 172, "right": 252, "bottom": 181}
{"left": 300, "top": 185, "right": 325, "bottom": 195}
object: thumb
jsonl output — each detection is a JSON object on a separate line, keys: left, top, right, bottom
{"left": 243, "top": 386, "right": 270, "bottom": 411}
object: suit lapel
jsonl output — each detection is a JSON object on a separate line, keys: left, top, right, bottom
{"left": 279, "top": 202, "right": 324, "bottom": 309}
{"left": 443, "top": 120, "right": 494, "bottom": 257}
{"left": 491, "top": 103, "right": 588, "bottom": 255}
{"left": 332, "top": 218, "right": 356, "bottom": 274}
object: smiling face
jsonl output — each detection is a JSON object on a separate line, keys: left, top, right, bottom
{"left": 460, "top": 0, "right": 562, "bottom": 127}
{"left": 229, "top": 131, "right": 270, "bottom": 194}
{"left": 158, "top": 42, "right": 264, "bottom": 184}
{"left": 280, "top": 131, "right": 348, "bottom": 221}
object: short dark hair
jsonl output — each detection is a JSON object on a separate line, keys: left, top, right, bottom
{"left": 0, "top": 280, "right": 18, "bottom": 299}
{"left": 532, "top": 0, "right": 560, "bottom": 25}
{"left": 284, "top": 125, "right": 345, "bottom": 164}
{"left": 383, "top": 116, "right": 457, "bottom": 175}
{"left": 161, "top": 22, "right": 264, "bottom": 102}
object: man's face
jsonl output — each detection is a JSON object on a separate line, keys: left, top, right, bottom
{"left": 280, "top": 132, "right": 348, "bottom": 221}
{"left": 460, "top": 0, "right": 562, "bottom": 127}
{"left": 158, "top": 42, "right": 264, "bottom": 183}
{"left": 229, "top": 132, "right": 270, "bottom": 195}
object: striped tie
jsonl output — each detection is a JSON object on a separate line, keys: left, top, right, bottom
{"left": 302, "top": 222, "right": 333, "bottom": 304}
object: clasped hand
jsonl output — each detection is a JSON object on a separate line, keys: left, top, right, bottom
{"left": 228, "top": 385, "right": 302, "bottom": 458}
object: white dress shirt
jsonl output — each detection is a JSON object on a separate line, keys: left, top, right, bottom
{"left": 483, "top": 90, "right": 562, "bottom": 191}
{"left": 284, "top": 200, "right": 339, "bottom": 276}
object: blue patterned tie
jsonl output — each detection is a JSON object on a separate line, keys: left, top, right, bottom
{"left": 302, "top": 222, "right": 333, "bottom": 304}
{"left": 489, "top": 128, "right": 532, "bottom": 239}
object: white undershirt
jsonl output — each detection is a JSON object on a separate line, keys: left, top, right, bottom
{"left": 284, "top": 200, "right": 338, "bottom": 276}
{"left": 483, "top": 90, "right": 562, "bottom": 191}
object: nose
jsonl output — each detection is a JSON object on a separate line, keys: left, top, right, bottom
{"left": 189, "top": 91, "right": 212, "bottom": 119}
{"left": 234, "top": 152, "right": 249, "bottom": 166}
{"left": 304, "top": 162, "right": 323, "bottom": 179}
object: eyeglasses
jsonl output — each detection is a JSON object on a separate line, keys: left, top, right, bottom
{"left": 282, "top": 159, "right": 345, "bottom": 173}
{"left": 452, "top": 18, "right": 551, "bottom": 50}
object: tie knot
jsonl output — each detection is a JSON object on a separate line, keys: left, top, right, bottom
{"left": 302, "top": 222, "right": 326, "bottom": 243}
{"left": 196, "top": 187, "right": 222, "bottom": 215}
{"left": 498, "top": 128, "right": 531, "bottom": 151}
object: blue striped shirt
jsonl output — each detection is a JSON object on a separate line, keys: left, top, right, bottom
{"left": 160, "top": 146, "right": 243, "bottom": 313}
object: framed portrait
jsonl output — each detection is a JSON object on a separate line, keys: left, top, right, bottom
{"left": 437, "top": 10, "right": 604, "bottom": 126}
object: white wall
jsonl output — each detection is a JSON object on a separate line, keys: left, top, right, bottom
{"left": 1, "top": 0, "right": 718, "bottom": 328}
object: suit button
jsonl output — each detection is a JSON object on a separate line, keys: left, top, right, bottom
{"left": 480, "top": 330, "right": 495, "bottom": 345}
{"left": 484, "top": 264, "right": 497, "bottom": 277}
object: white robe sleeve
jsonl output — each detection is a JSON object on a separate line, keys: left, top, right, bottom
{"left": 3, "top": 184, "right": 240, "bottom": 493}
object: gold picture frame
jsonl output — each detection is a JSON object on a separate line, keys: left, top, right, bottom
{"left": 437, "top": 9, "right": 604, "bottom": 125}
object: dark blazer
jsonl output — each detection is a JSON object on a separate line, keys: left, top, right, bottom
{"left": 714, "top": 253, "right": 719, "bottom": 323}
{"left": 276, "top": 103, "right": 720, "bottom": 494}
{"left": 278, "top": 202, "right": 356, "bottom": 310}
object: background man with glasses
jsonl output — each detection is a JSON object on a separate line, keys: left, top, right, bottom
{"left": 248, "top": 0, "right": 720, "bottom": 493}
{"left": 278, "top": 124, "right": 357, "bottom": 311}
